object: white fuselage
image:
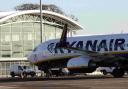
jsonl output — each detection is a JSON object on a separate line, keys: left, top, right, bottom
{"left": 28, "top": 33, "right": 128, "bottom": 64}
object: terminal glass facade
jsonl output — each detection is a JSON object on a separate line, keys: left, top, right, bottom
{"left": 0, "top": 12, "right": 75, "bottom": 77}
{"left": 0, "top": 14, "right": 63, "bottom": 58}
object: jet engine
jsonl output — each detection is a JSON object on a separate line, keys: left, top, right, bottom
{"left": 67, "top": 56, "right": 96, "bottom": 74}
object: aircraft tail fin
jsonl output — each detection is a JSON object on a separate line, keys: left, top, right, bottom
{"left": 57, "top": 24, "right": 97, "bottom": 55}
{"left": 58, "top": 24, "right": 68, "bottom": 47}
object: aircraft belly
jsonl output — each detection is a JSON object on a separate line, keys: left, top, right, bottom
{"left": 33, "top": 53, "right": 81, "bottom": 64}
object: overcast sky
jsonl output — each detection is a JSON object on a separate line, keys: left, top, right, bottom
{"left": 1, "top": 0, "right": 128, "bottom": 35}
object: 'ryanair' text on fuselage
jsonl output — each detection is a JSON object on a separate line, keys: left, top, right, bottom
{"left": 47, "top": 38, "right": 127, "bottom": 53}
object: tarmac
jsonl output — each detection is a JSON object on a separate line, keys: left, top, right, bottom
{"left": 0, "top": 75, "right": 128, "bottom": 89}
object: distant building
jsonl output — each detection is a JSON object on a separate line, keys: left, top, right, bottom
{"left": 0, "top": 10, "right": 83, "bottom": 77}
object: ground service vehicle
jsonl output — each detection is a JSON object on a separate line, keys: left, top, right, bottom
{"left": 98, "top": 67, "right": 115, "bottom": 75}
{"left": 10, "top": 64, "right": 36, "bottom": 78}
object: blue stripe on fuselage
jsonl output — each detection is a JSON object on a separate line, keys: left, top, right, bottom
{"left": 114, "top": 53, "right": 128, "bottom": 58}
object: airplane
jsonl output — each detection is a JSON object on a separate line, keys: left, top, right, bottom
{"left": 28, "top": 24, "right": 128, "bottom": 78}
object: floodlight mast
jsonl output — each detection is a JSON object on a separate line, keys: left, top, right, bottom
{"left": 40, "top": 0, "right": 43, "bottom": 77}
{"left": 40, "top": 0, "right": 43, "bottom": 43}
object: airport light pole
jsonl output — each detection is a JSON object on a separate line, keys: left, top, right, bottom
{"left": 40, "top": 0, "right": 43, "bottom": 77}
{"left": 40, "top": 0, "right": 43, "bottom": 43}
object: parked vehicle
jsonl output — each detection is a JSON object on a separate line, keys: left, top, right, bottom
{"left": 98, "top": 67, "right": 115, "bottom": 75}
{"left": 10, "top": 64, "right": 36, "bottom": 78}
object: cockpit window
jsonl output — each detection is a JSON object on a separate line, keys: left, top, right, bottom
{"left": 33, "top": 47, "right": 38, "bottom": 52}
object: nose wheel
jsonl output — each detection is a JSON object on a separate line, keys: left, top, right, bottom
{"left": 112, "top": 68, "right": 124, "bottom": 78}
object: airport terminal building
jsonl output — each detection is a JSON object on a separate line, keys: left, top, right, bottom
{"left": 0, "top": 10, "right": 82, "bottom": 77}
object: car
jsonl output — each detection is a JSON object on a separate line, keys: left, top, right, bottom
{"left": 10, "top": 64, "right": 36, "bottom": 78}
{"left": 98, "top": 67, "right": 115, "bottom": 75}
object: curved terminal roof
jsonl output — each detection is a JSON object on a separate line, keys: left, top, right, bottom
{"left": 0, "top": 10, "right": 83, "bottom": 30}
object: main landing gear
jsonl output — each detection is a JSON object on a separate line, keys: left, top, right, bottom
{"left": 111, "top": 68, "right": 124, "bottom": 78}
{"left": 45, "top": 69, "right": 52, "bottom": 78}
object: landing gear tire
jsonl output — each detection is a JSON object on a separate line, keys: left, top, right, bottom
{"left": 112, "top": 68, "right": 124, "bottom": 78}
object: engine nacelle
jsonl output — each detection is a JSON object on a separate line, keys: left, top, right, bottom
{"left": 67, "top": 56, "right": 91, "bottom": 68}
{"left": 67, "top": 56, "right": 96, "bottom": 73}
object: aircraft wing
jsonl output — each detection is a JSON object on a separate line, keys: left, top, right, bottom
{"left": 57, "top": 24, "right": 125, "bottom": 62}
{"left": 58, "top": 44, "right": 126, "bottom": 63}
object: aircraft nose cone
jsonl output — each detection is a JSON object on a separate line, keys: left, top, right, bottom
{"left": 27, "top": 53, "right": 36, "bottom": 62}
{"left": 27, "top": 54, "right": 32, "bottom": 61}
